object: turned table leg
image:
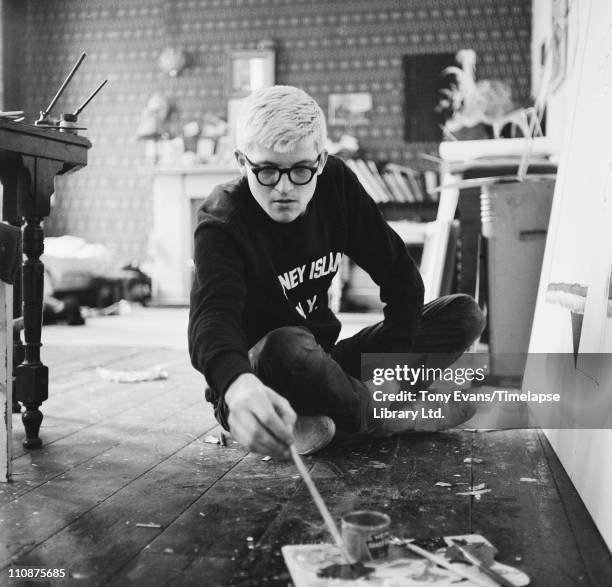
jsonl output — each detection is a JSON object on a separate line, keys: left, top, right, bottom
{"left": 0, "top": 122, "right": 91, "bottom": 450}
{"left": 16, "top": 218, "right": 48, "bottom": 448}
{"left": 3, "top": 158, "right": 63, "bottom": 449}
{"left": 14, "top": 158, "right": 63, "bottom": 449}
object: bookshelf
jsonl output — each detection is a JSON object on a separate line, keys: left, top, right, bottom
{"left": 340, "top": 158, "right": 439, "bottom": 311}
{"left": 378, "top": 201, "right": 437, "bottom": 223}
{"left": 344, "top": 158, "right": 438, "bottom": 205}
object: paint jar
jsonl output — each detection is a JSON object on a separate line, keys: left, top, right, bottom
{"left": 341, "top": 510, "right": 391, "bottom": 562}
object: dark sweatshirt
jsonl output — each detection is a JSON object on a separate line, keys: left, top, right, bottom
{"left": 188, "top": 155, "right": 424, "bottom": 402}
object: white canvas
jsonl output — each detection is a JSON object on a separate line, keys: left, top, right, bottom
{"left": 525, "top": 0, "right": 612, "bottom": 549}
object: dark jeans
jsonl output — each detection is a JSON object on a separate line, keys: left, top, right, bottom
{"left": 214, "top": 294, "right": 485, "bottom": 434}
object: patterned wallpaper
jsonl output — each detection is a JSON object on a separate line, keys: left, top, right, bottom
{"left": 14, "top": 0, "right": 531, "bottom": 264}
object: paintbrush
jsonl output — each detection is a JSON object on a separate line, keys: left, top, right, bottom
{"left": 289, "top": 444, "right": 353, "bottom": 564}
{"left": 405, "top": 542, "right": 492, "bottom": 587}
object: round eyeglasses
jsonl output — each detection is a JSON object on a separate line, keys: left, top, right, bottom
{"left": 242, "top": 153, "right": 322, "bottom": 187}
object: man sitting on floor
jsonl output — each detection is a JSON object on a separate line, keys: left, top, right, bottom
{"left": 188, "top": 85, "right": 484, "bottom": 458}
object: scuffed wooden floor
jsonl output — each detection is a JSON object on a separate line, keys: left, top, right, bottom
{"left": 1, "top": 346, "right": 611, "bottom": 586}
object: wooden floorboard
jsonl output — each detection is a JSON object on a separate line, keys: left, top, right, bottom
{"left": 112, "top": 450, "right": 300, "bottom": 585}
{"left": 225, "top": 432, "right": 474, "bottom": 586}
{"left": 133, "top": 555, "right": 236, "bottom": 587}
{"left": 11, "top": 348, "right": 197, "bottom": 458}
{"left": 10, "top": 426, "right": 240, "bottom": 585}
{"left": 4, "top": 351, "right": 206, "bottom": 501}
{"left": 1, "top": 348, "right": 217, "bottom": 572}
{"left": 1, "top": 345, "right": 611, "bottom": 586}
{"left": 537, "top": 429, "right": 612, "bottom": 586}
{"left": 41, "top": 346, "right": 143, "bottom": 380}
{"left": 470, "top": 429, "right": 594, "bottom": 585}
{"left": 38, "top": 347, "right": 183, "bottom": 402}
{"left": 0, "top": 404, "right": 217, "bottom": 568}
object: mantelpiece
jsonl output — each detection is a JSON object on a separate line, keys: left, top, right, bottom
{"left": 143, "top": 164, "right": 240, "bottom": 305}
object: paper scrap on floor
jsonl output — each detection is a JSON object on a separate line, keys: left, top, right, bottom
{"left": 96, "top": 364, "right": 168, "bottom": 383}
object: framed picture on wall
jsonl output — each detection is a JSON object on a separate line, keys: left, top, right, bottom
{"left": 225, "top": 49, "right": 275, "bottom": 98}
{"left": 403, "top": 52, "right": 456, "bottom": 142}
{"left": 328, "top": 92, "right": 373, "bottom": 126}
{"left": 225, "top": 47, "right": 275, "bottom": 148}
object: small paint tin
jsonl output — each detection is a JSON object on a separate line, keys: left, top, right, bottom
{"left": 341, "top": 510, "right": 391, "bottom": 562}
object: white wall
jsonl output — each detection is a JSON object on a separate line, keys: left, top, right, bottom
{"left": 528, "top": 0, "right": 612, "bottom": 550}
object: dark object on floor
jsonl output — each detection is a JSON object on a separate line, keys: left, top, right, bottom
{"left": 120, "top": 264, "right": 152, "bottom": 306}
{"left": 54, "top": 265, "right": 152, "bottom": 310}
{"left": 43, "top": 295, "right": 85, "bottom": 326}
{"left": 411, "top": 536, "right": 447, "bottom": 552}
{"left": 317, "top": 562, "right": 374, "bottom": 580}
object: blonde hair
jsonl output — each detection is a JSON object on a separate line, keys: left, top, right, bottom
{"left": 235, "top": 85, "right": 327, "bottom": 153}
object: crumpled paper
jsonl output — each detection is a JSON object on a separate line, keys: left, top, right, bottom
{"left": 97, "top": 364, "right": 168, "bottom": 383}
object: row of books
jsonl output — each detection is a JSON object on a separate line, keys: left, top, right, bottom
{"left": 345, "top": 158, "right": 439, "bottom": 204}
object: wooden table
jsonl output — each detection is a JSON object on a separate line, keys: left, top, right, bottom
{"left": 0, "top": 120, "right": 90, "bottom": 450}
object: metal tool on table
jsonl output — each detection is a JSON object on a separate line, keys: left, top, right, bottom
{"left": 35, "top": 51, "right": 107, "bottom": 134}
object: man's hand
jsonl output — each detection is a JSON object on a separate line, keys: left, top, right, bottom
{"left": 225, "top": 373, "right": 296, "bottom": 458}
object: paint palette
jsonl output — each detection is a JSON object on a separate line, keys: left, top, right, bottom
{"left": 282, "top": 534, "right": 530, "bottom": 586}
